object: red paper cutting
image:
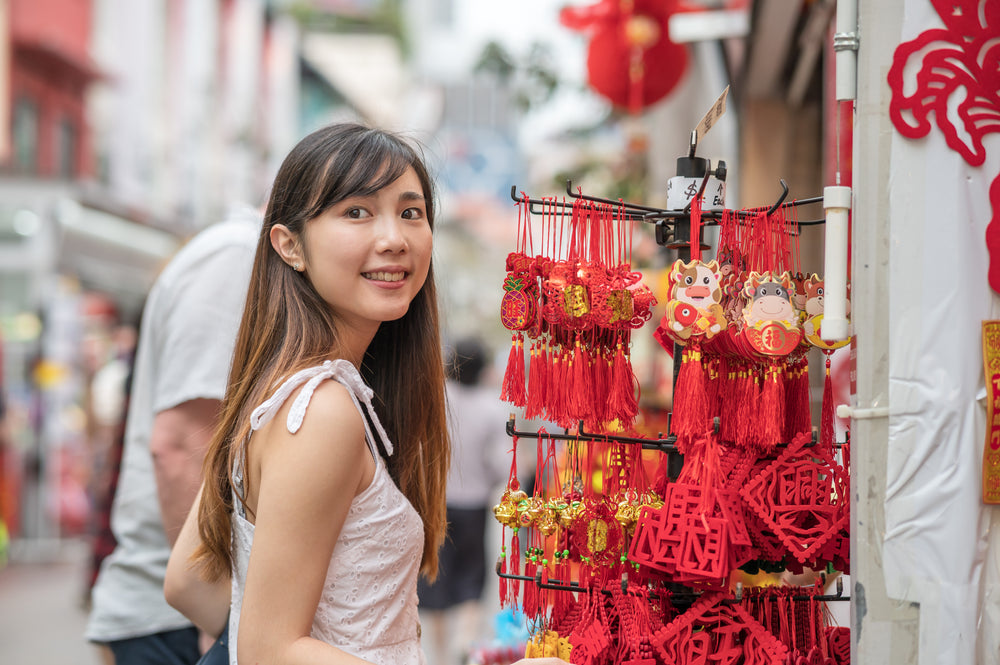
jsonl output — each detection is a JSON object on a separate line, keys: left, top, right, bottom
{"left": 740, "top": 433, "right": 849, "bottom": 564}
{"left": 888, "top": 0, "right": 1000, "bottom": 292}
{"left": 651, "top": 592, "right": 789, "bottom": 665}
{"left": 887, "top": 0, "right": 1000, "bottom": 167}
{"left": 988, "top": 175, "right": 1000, "bottom": 293}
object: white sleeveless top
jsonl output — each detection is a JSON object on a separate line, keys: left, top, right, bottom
{"left": 228, "top": 359, "right": 426, "bottom": 665}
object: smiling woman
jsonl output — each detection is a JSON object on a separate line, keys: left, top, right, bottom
{"left": 163, "top": 123, "right": 569, "bottom": 665}
{"left": 271, "top": 169, "right": 433, "bottom": 339}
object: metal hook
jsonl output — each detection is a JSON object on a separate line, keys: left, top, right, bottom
{"left": 766, "top": 179, "right": 790, "bottom": 215}
{"left": 565, "top": 179, "right": 665, "bottom": 213}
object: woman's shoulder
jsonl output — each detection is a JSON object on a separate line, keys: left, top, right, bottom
{"left": 299, "top": 378, "right": 365, "bottom": 430}
{"left": 255, "top": 375, "right": 368, "bottom": 462}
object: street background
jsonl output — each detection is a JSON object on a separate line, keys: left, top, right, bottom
{"left": 0, "top": 1, "right": 841, "bottom": 663}
{"left": 0, "top": 539, "right": 105, "bottom": 665}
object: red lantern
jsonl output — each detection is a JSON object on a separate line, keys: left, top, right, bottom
{"left": 560, "top": 0, "right": 689, "bottom": 113}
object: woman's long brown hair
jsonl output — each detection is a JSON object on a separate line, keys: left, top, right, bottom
{"left": 193, "top": 124, "right": 449, "bottom": 582}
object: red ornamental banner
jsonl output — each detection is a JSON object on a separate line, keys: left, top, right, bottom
{"left": 983, "top": 321, "right": 1000, "bottom": 504}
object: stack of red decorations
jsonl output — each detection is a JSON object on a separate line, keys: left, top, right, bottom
{"left": 493, "top": 187, "right": 852, "bottom": 664}
{"left": 499, "top": 194, "right": 656, "bottom": 430}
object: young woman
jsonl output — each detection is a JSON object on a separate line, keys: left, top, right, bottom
{"left": 164, "top": 124, "right": 567, "bottom": 665}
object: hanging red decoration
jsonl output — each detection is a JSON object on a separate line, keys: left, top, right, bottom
{"left": 559, "top": 0, "right": 690, "bottom": 113}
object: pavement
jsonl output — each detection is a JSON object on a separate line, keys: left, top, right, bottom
{"left": 0, "top": 538, "right": 107, "bottom": 665}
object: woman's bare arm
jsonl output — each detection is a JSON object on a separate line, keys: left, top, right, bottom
{"left": 164, "top": 485, "right": 231, "bottom": 638}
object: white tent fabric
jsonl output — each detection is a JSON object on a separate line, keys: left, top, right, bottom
{"left": 881, "top": 3, "right": 1000, "bottom": 663}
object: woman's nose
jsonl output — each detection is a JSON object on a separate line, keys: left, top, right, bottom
{"left": 375, "top": 217, "right": 408, "bottom": 253}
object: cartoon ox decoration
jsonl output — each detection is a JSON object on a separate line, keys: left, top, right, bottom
{"left": 801, "top": 275, "right": 852, "bottom": 351}
{"left": 741, "top": 271, "right": 802, "bottom": 356}
{"left": 656, "top": 258, "right": 728, "bottom": 345}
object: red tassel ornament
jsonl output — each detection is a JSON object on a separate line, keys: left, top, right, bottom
{"left": 757, "top": 359, "right": 785, "bottom": 452}
{"left": 500, "top": 333, "right": 527, "bottom": 407}
{"left": 672, "top": 343, "right": 711, "bottom": 451}
{"left": 819, "top": 352, "right": 836, "bottom": 455}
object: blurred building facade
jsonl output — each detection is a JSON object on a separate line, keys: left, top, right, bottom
{"left": 0, "top": 0, "right": 309, "bottom": 546}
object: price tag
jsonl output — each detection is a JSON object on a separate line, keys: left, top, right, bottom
{"left": 983, "top": 321, "right": 1000, "bottom": 503}
{"left": 666, "top": 176, "right": 726, "bottom": 211}
{"left": 694, "top": 86, "right": 729, "bottom": 143}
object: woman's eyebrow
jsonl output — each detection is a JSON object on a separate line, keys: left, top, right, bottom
{"left": 399, "top": 191, "right": 425, "bottom": 203}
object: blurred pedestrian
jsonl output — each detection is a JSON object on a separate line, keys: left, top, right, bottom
{"left": 0, "top": 329, "right": 10, "bottom": 570}
{"left": 419, "top": 337, "right": 511, "bottom": 665}
{"left": 85, "top": 322, "right": 137, "bottom": 601}
{"left": 85, "top": 205, "right": 260, "bottom": 665}
{"left": 163, "top": 123, "right": 567, "bottom": 665}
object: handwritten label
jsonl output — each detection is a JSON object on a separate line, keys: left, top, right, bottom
{"left": 666, "top": 176, "right": 726, "bottom": 211}
{"left": 983, "top": 321, "right": 1000, "bottom": 503}
{"left": 694, "top": 86, "right": 730, "bottom": 143}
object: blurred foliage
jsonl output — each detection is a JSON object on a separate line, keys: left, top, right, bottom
{"left": 473, "top": 40, "right": 559, "bottom": 111}
{"left": 550, "top": 113, "right": 650, "bottom": 205}
{"left": 286, "top": 0, "right": 410, "bottom": 54}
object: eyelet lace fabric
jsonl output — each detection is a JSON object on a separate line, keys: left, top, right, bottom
{"left": 229, "top": 360, "right": 425, "bottom": 665}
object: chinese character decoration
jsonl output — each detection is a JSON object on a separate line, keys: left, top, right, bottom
{"left": 500, "top": 193, "right": 538, "bottom": 408}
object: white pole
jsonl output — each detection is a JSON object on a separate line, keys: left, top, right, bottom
{"left": 835, "top": 0, "right": 858, "bottom": 101}
{"left": 822, "top": 185, "right": 851, "bottom": 341}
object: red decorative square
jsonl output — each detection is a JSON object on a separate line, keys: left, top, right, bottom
{"left": 740, "top": 435, "right": 849, "bottom": 564}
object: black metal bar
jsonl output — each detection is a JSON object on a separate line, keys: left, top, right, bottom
{"left": 494, "top": 564, "right": 849, "bottom": 601}
{"left": 565, "top": 179, "right": 665, "bottom": 213}
{"left": 511, "top": 185, "right": 652, "bottom": 222}
{"left": 506, "top": 417, "right": 838, "bottom": 453}
{"left": 512, "top": 183, "right": 825, "bottom": 228}
{"left": 505, "top": 417, "right": 677, "bottom": 453}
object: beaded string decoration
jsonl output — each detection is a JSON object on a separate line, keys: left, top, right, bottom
{"left": 521, "top": 429, "right": 563, "bottom": 621}
{"left": 702, "top": 204, "right": 808, "bottom": 453}
{"left": 493, "top": 435, "right": 526, "bottom": 608}
{"left": 737, "top": 205, "right": 805, "bottom": 453}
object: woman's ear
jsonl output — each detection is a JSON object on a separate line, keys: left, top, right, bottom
{"left": 270, "top": 224, "right": 302, "bottom": 269}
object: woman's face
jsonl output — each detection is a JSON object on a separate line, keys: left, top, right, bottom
{"left": 301, "top": 165, "right": 432, "bottom": 338}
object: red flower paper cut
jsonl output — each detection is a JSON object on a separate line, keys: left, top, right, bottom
{"left": 887, "top": 0, "right": 1000, "bottom": 166}
{"left": 887, "top": 0, "right": 1000, "bottom": 291}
